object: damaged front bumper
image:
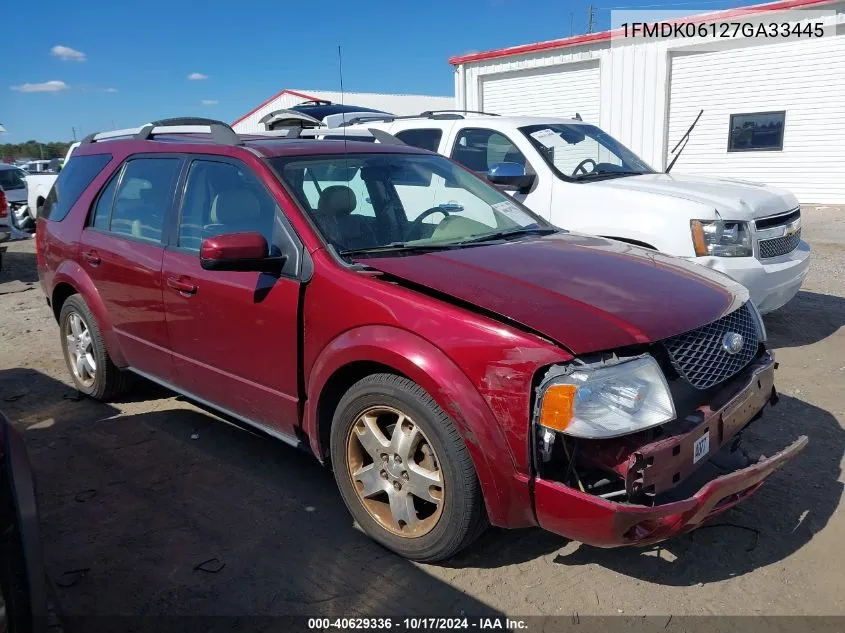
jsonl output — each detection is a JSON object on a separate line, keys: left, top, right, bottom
{"left": 531, "top": 354, "right": 808, "bottom": 547}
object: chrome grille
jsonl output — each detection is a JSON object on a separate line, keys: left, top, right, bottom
{"left": 663, "top": 304, "right": 759, "bottom": 390}
{"left": 759, "top": 228, "right": 801, "bottom": 259}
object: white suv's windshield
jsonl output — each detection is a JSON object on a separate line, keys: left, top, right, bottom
{"left": 520, "top": 123, "right": 654, "bottom": 181}
{"left": 270, "top": 152, "right": 555, "bottom": 256}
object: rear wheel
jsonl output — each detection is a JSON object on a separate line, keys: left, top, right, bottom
{"left": 59, "top": 295, "right": 129, "bottom": 401}
{"left": 330, "top": 374, "right": 486, "bottom": 562}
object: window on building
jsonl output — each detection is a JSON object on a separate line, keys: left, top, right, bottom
{"left": 395, "top": 129, "right": 443, "bottom": 153}
{"left": 728, "top": 111, "right": 785, "bottom": 152}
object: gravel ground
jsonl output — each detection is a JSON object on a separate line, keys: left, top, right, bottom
{"left": 0, "top": 206, "right": 843, "bottom": 621}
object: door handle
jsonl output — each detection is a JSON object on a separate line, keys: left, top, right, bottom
{"left": 82, "top": 250, "right": 101, "bottom": 266}
{"left": 166, "top": 277, "right": 198, "bottom": 296}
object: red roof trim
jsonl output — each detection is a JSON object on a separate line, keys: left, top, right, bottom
{"left": 231, "top": 89, "right": 319, "bottom": 126}
{"left": 448, "top": 0, "right": 838, "bottom": 65}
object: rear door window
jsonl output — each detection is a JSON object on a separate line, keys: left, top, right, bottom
{"left": 395, "top": 129, "right": 443, "bottom": 152}
{"left": 109, "top": 158, "right": 181, "bottom": 244}
{"left": 39, "top": 153, "right": 112, "bottom": 221}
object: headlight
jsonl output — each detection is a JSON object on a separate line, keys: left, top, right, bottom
{"left": 536, "top": 356, "right": 675, "bottom": 439}
{"left": 747, "top": 300, "right": 767, "bottom": 342}
{"left": 691, "top": 219, "right": 752, "bottom": 257}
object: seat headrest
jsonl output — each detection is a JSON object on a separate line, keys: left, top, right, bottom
{"left": 317, "top": 185, "right": 357, "bottom": 217}
{"left": 213, "top": 189, "right": 261, "bottom": 225}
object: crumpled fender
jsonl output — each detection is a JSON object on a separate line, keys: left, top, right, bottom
{"left": 304, "top": 325, "right": 534, "bottom": 528}
{"left": 51, "top": 260, "right": 127, "bottom": 367}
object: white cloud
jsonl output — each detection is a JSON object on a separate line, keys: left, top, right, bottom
{"left": 51, "top": 45, "right": 87, "bottom": 62}
{"left": 103, "top": 87, "right": 118, "bottom": 93}
{"left": 187, "top": 72, "right": 209, "bottom": 81}
{"left": 11, "top": 80, "right": 69, "bottom": 93}
{"left": 200, "top": 99, "right": 218, "bottom": 106}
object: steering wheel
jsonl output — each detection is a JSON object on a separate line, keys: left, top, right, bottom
{"left": 405, "top": 206, "right": 451, "bottom": 240}
{"left": 572, "top": 158, "right": 597, "bottom": 177}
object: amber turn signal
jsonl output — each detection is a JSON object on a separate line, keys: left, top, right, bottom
{"left": 690, "top": 220, "right": 708, "bottom": 256}
{"left": 538, "top": 384, "right": 577, "bottom": 432}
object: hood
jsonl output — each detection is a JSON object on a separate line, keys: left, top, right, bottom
{"left": 593, "top": 173, "right": 798, "bottom": 220}
{"left": 360, "top": 233, "right": 748, "bottom": 354}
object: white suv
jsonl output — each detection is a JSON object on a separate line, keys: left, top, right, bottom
{"left": 346, "top": 112, "right": 810, "bottom": 314}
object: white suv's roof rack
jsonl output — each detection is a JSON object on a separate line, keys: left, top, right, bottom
{"left": 341, "top": 109, "right": 499, "bottom": 127}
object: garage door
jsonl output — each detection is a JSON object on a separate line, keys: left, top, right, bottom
{"left": 480, "top": 62, "right": 601, "bottom": 125}
{"left": 667, "top": 35, "right": 845, "bottom": 204}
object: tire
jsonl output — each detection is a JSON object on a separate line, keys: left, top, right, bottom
{"left": 58, "top": 295, "right": 129, "bottom": 401}
{"left": 330, "top": 374, "right": 487, "bottom": 562}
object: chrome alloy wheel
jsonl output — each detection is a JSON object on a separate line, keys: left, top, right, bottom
{"left": 64, "top": 312, "right": 97, "bottom": 388}
{"left": 346, "top": 406, "right": 444, "bottom": 537}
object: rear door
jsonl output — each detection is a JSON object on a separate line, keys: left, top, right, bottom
{"left": 161, "top": 156, "right": 302, "bottom": 438}
{"left": 80, "top": 156, "right": 183, "bottom": 381}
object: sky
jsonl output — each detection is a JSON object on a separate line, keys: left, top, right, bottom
{"left": 3, "top": 0, "right": 750, "bottom": 142}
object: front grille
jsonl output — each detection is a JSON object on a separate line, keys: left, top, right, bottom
{"left": 663, "top": 304, "right": 759, "bottom": 390}
{"left": 759, "top": 228, "right": 801, "bottom": 259}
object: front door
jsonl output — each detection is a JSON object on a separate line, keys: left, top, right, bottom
{"left": 447, "top": 126, "right": 553, "bottom": 220}
{"left": 79, "top": 156, "right": 183, "bottom": 381}
{"left": 162, "top": 157, "right": 301, "bottom": 436}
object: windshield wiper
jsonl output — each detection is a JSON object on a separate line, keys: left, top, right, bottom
{"left": 456, "top": 226, "right": 558, "bottom": 245}
{"left": 574, "top": 170, "right": 645, "bottom": 180}
{"left": 339, "top": 242, "right": 463, "bottom": 257}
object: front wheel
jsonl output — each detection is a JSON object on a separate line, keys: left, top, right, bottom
{"left": 330, "top": 374, "right": 487, "bottom": 562}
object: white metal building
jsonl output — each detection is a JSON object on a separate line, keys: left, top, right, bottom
{"left": 232, "top": 89, "right": 453, "bottom": 134}
{"left": 451, "top": 0, "right": 845, "bottom": 203}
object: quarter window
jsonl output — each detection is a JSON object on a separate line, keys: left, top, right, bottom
{"left": 110, "top": 158, "right": 181, "bottom": 244}
{"left": 90, "top": 171, "right": 119, "bottom": 231}
{"left": 177, "top": 159, "right": 278, "bottom": 251}
{"left": 451, "top": 128, "right": 527, "bottom": 174}
{"left": 39, "top": 153, "right": 112, "bottom": 221}
{"left": 395, "top": 129, "right": 443, "bottom": 152}
{"left": 728, "top": 111, "right": 785, "bottom": 152}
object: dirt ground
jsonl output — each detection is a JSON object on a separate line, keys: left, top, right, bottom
{"left": 0, "top": 207, "right": 843, "bottom": 620}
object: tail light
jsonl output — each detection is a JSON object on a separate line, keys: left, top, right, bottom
{"left": 0, "top": 189, "right": 7, "bottom": 218}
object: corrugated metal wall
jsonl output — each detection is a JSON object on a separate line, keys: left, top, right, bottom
{"left": 667, "top": 35, "right": 845, "bottom": 202}
{"left": 454, "top": 5, "right": 845, "bottom": 202}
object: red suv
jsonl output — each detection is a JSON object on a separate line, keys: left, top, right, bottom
{"left": 36, "top": 118, "right": 806, "bottom": 561}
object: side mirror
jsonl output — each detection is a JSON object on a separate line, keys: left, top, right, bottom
{"left": 200, "top": 232, "right": 286, "bottom": 273}
{"left": 487, "top": 162, "right": 536, "bottom": 192}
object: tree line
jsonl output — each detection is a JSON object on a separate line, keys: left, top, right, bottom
{"left": 1, "top": 141, "right": 73, "bottom": 161}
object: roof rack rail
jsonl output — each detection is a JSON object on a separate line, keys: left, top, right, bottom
{"left": 419, "top": 110, "right": 499, "bottom": 118}
{"left": 340, "top": 109, "right": 499, "bottom": 127}
{"left": 260, "top": 126, "right": 406, "bottom": 146}
{"left": 80, "top": 117, "right": 243, "bottom": 146}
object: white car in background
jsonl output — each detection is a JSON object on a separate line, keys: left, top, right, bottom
{"left": 345, "top": 112, "right": 810, "bottom": 314}
{"left": 22, "top": 142, "right": 79, "bottom": 219}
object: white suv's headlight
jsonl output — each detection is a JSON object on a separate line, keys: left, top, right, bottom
{"left": 537, "top": 356, "right": 675, "bottom": 439}
{"left": 691, "top": 219, "right": 752, "bottom": 257}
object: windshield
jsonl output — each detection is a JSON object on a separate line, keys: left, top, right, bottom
{"left": 0, "top": 168, "right": 27, "bottom": 191}
{"left": 269, "top": 152, "right": 554, "bottom": 256}
{"left": 520, "top": 123, "right": 654, "bottom": 181}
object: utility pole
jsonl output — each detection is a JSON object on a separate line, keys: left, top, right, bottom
{"left": 587, "top": 4, "right": 596, "bottom": 34}
{"left": 72, "top": 126, "right": 77, "bottom": 141}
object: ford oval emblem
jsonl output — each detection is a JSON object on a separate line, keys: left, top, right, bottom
{"left": 722, "top": 332, "right": 744, "bottom": 355}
